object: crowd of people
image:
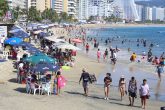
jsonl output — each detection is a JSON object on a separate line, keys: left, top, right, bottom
{"left": 79, "top": 69, "right": 150, "bottom": 109}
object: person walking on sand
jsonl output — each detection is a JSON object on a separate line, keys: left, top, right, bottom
{"left": 79, "top": 69, "right": 90, "bottom": 96}
{"left": 86, "top": 43, "right": 89, "bottom": 54}
{"left": 97, "top": 49, "right": 101, "bottom": 63}
{"left": 128, "top": 77, "right": 137, "bottom": 106}
{"left": 156, "top": 64, "right": 164, "bottom": 81}
{"left": 104, "top": 73, "right": 112, "bottom": 100}
{"left": 118, "top": 75, "right": 126, "bottom": 101}
{"left": 139, "top": 79, "right": 150, "bottom": 109}
{"left": 104, "top": 49, "right": 108, "bottom": 61}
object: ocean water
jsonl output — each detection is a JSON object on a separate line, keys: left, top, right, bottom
{"left": 82, "top": 26, "right": 165, "bottom": 102}
{"left": 86, "top": 26, "right": 165, "bottom": 56}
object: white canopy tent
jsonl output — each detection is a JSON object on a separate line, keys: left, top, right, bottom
{"left": 56, "top": 44, "right": 81, "bottom": 51}
{"left": 44, "top": 35, "right": 66, "bottom": 42}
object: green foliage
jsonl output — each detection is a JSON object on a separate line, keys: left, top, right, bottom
{"left": 0, "top": 0, "right": 9, "bottom": 17}
{"left": 87, "top": 16, "right": 95, "bottom": 22}
{"left": 41, "top": 8, "right": 59, "bottom": 22}
{"left": 28, "top": 7, "right": 41, "bottom": 22}
{"left": 104, "top": 14, "right": 122, "bottom": 22}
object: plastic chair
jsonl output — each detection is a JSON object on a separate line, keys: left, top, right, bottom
{"left": 26, "top": 78, "right": 31, "bottom": 93}
{"left": 41, "top": 82, "right": 51, "bottom": 95}
{"left": 30, "top": 82, "right": 41, "bottom": 95}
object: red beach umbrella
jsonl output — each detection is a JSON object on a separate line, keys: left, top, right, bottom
{"left": 71, "top": 38, "right": 82, "bottom": 43}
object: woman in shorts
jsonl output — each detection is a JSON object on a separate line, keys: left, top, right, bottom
{"left": 104, "top": 73, "right": 112, "bottom": 100}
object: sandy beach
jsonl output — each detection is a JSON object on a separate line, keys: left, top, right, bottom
{"left": 0, "top": 25, "right": 164, "bottom": 110}
{"left": 0, "top": 49, "right": 164, "bottom": 110}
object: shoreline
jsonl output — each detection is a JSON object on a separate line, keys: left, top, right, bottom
{"left": 80, "top": 23, "right": 165, "bottom": 28}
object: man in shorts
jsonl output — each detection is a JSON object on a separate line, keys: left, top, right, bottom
{"left": 79, "top": 69, "right": 90, "bottom": 96}
{"left": 128, "top": 77, "right": 137, "bottom": 106}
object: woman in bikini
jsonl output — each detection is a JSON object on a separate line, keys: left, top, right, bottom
{"left": 118, "top": 75, "right": 126, "bottom": 101}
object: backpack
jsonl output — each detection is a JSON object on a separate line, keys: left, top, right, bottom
{"left": 89, "top": 74, "right": 97, "bottom": 84}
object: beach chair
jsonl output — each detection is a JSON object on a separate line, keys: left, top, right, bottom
{"left": 41, "top": 82, "right": 51, "bottom": 96}
{"left": 26, "top": 78, "right": 31, "bottom": 93}
{"left": 2, "top": 51, "right": 8, "bottom": 60}
{"left": 30, "top": 82, "right": 41, "bottom": 95}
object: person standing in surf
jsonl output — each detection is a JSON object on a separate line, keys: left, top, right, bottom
{"left": 97, "top": 49, "right": 101, "bottom": 63}
{"left": 86, "top": 43, "right": 89, "bottom": 54}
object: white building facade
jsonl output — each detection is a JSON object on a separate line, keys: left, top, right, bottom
{"left": 7, "top": 0, "right": 26, "bottom": 9}
{"left": 78, "top": 0, "right": 113, "bottom": 20}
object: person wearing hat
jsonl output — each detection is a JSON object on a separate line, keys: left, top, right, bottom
{"left": 104, "top": 73, "right": 112, "bottom": 100}
{"left": 79, "top": 69, "right": 90, "bottom": 96}
{"left": 118, "top": 75, "right": 126, "bottom": 101}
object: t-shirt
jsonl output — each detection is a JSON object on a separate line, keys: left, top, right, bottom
{"left": 140, "top": 84, "right": 149, "bottom": 96}
{"left": 104, "top": 76, "right": 112, "bottom": 86}
{"left": 80, "top": 72, "right": 90, "bottom": 83}
{"left": 105, "top": 50, "right": 108, "bottom": 56}
{"left": 86, "top": 45, "right": 89, "bottom": 49}
{"left": 128, "top": 80, "right": 137, "bottom": 93}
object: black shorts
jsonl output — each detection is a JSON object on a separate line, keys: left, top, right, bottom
{"left": 129, "top": 92, "right": 136, "bottom": 97}
{"left": 83, "top": 82, "right": 89, "bottom": 88}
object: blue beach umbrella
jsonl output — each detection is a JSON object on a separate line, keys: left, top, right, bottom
{"left": 5, "top": 37, "right": 23, "bottom": 45}
{"left": 32, "top": 63, "right": 60, "bottom": 72}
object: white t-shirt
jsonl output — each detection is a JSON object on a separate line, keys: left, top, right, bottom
{"left": 140, "top": 84, "right": 149, "bottom": 96}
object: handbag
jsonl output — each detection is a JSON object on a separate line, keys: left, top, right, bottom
{"left": 146, "top": 94, "right": 150, "bottom": 99}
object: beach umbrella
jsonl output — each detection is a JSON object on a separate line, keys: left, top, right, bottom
{"left": 4, "top": 37, "right": 23, "bottom": 45}
{"left": 71, "top": 38, "right": 82, "bottom": 43}
{"left": 56, "top": 44, "right": 81, "bottom": 50}
{"left": 24, "top": 53, "right": 56, "bottom": 64}
{"left": 62, "top": 66, "right": 71, "bottom": 70}
{"left": 32, "top": 63, "right": 60, "bottom": 72}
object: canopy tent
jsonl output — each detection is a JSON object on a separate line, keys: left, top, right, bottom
{"left": 44, "top": 36, "right": 58, "bottom": 42}
{"left": 14, "top": 42, "right": 42, "bottom": 54}
{"left": 56, "top": 44, "right": 81, "bottom": 50}
{"left": 33, "top": 30, "right": 43, "bottom": 35}
{"left": 38, "top": 25, "right": 49, "bottom": 29}
{"left": 12, "top": 30, "right": 30, "bottom": 38}
{"left": 26, "top": 23, "right": 42, "bottom": 31}
{"left": 9, "top": 25, "right": 30, "bottom": 38}
{"left": 9, "top": 28, "right": 22, "bottom": 33}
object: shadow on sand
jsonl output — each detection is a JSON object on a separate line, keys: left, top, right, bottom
{"left": 8, "top": 78, "right": 17, "bottom": 83}
{"left": 65, "top": 91, "right": 120, "bottom": 101}
{"left": 14, "top": 87, "right": 27, "bottom": 94}
{"left": 109, "top": 102, "right": 141, "bottom": 108}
